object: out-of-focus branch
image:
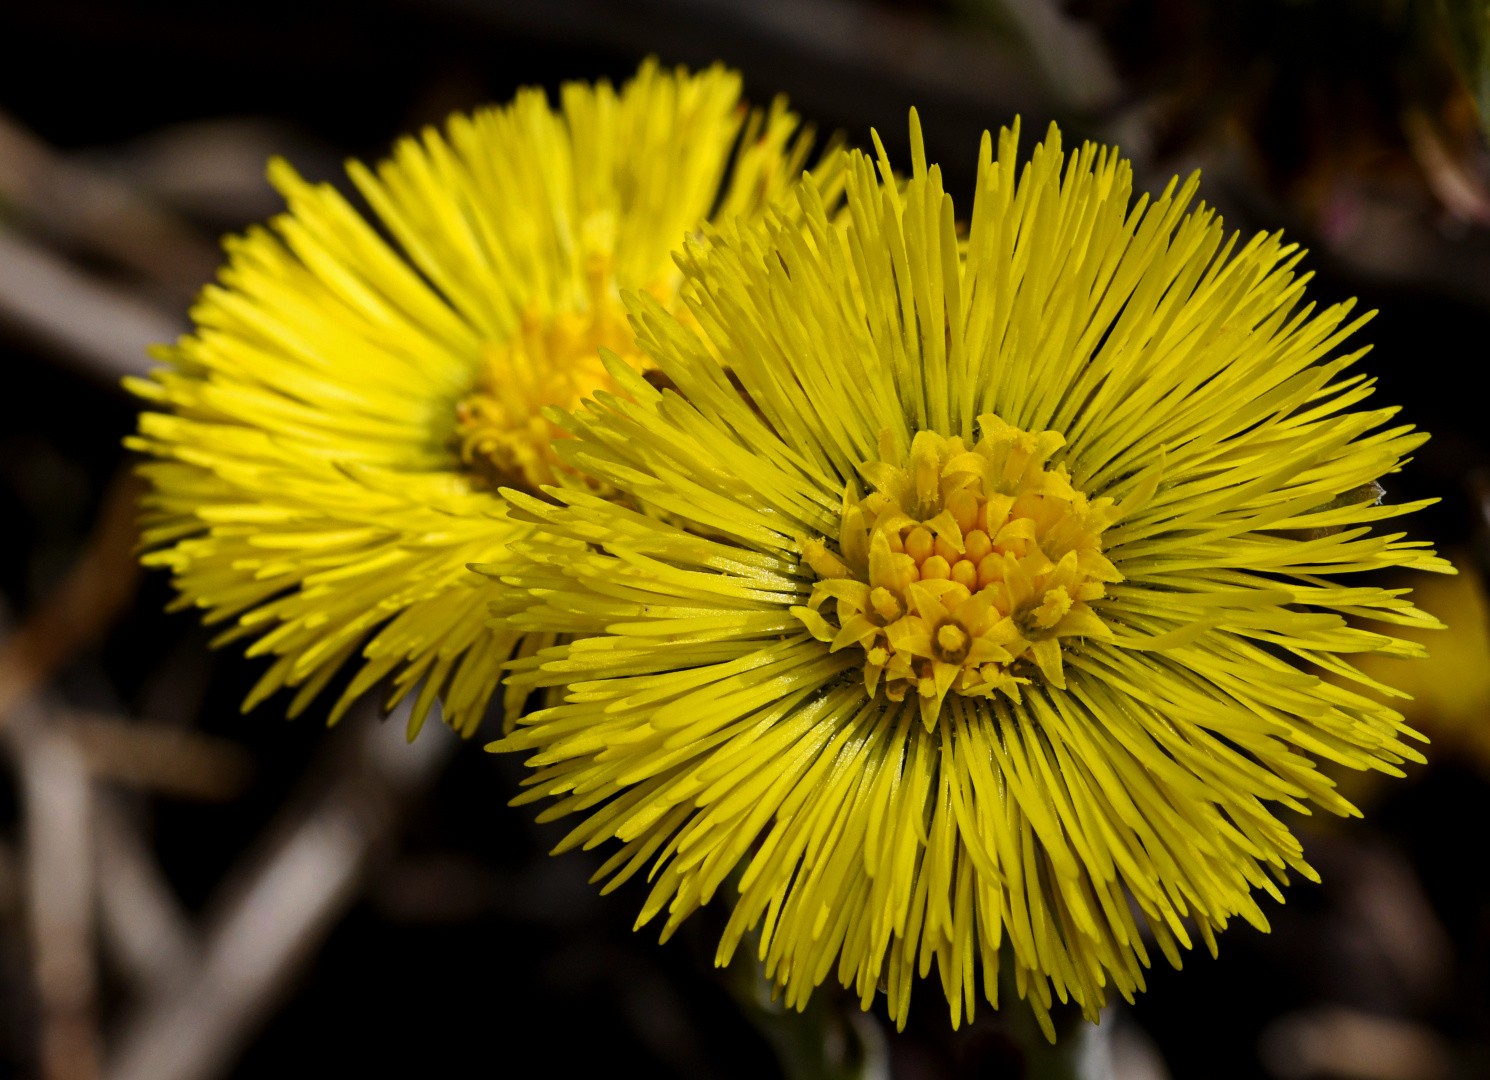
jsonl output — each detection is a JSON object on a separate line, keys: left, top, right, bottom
{"left": 94, "top": 789, "right": 197, "bottom": 996}
{"left": 0, "top": 455, "right": 150, "bottom": 1080}
{"left": 993, "top": 0, "right": 1122, "bottom": 113}
{"left": 12, "top": 708, "right": 100, "bottom": 1080}
{"left": 0, "top": 110, "right": 219, "bottom": 302}
{"left": 0, "top": 111, "right": 199, "bottom": 387}
{"left": 104, "top": 699, "right": 458, "bottom": 1080}
{"left": 0, "top": 465, "right": 146, "bottom": 724}
{"left": 66, "top": 713, "right": 253, "bottom": 803}
{"left": 1258, "top": 1005, "right": 1453, "bottom": 1080}
{"left": 0, "top": 231, "right": 184, "bottom": 386}
{"left": 1403, "top": 107, "right": 1490, "bottom": 225}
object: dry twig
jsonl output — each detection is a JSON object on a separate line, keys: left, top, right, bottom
{"left": 0, "top": 466, "right": 146, "bottom": 724}
{"left": 0, "top": 110, "right": 219, "bottom": 301}
{"left": 0, "top": 231, "right": 185, "bottom": 385}
{"left": 105, "top": 699, "right": 457, "bottom": 1080}
{"left": 11, "top": 706, "right": 100, "bottom": 1080}
{"left": 93, "top": 789, "right": 197, "bottom": 997}
{"left": 66, "top": 712, "right": 254, "bottom": 803}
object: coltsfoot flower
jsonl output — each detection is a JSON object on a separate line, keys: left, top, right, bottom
{"left": 488, "top": 113, "right": 1452, "bottom": 1036}
{"left": 128, "top": 60, "right": 838, "bottom": 738}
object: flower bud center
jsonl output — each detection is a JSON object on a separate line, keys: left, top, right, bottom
{"left": 453, "top": 293, "right": 637, "bottom": 493}
{"left": 794, "top": 416, "right": 1122, "bottom": 728}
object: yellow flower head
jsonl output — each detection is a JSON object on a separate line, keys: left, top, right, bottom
{"left": 127, "top": 60, "right": 840, "bottom": 740}
{"left": 489, "top": 114, "right": 1452, "bottom": 1036}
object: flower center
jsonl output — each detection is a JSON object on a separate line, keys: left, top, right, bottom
{"left": 454, "top": 296, "right": 640, "bottom": 492}
{"left": 793, "top": 415, "right": 1122, "bottom": 729}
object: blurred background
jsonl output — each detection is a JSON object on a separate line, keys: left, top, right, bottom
{"left": 3, "top": 2, "right": 1490, "bottom": 1078}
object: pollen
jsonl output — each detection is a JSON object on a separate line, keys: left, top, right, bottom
{"left": 796, "top": 415, "right": 1122, "bottom": 728}
{"left": 454, "top": 272, "right": 641, "bottom": 492}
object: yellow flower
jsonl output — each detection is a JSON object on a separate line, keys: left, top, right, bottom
{"left": 488, "top": 114, "right": 1451, "bottom": 1036}
{"left": 128, "top": 59, "right": 841, "bottom": 738}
